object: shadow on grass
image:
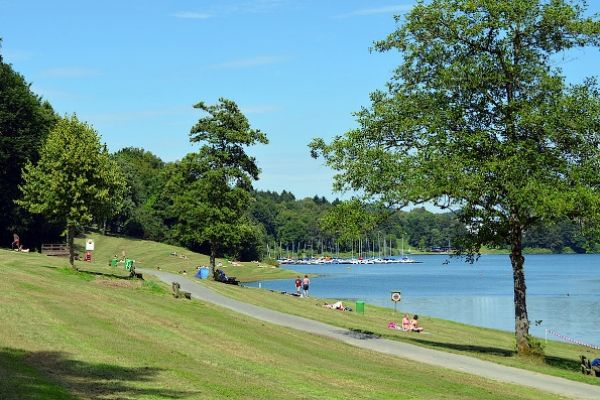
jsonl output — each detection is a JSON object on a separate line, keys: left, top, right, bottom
{"left": 407, "top": 337, "right": 515, "bottom": 357}
{"left": 406, "top": 338, "right": 583, "bottom": 373}
{"left": 37, "top": 265, "right": 60, "bottom": 270}
{"left": 343, "top": 328, "right": 380, "bottom": 340}
{"left": 74, "top": 269, "right": 134, "bottom": 280}
{"left": 0, "top": 347, "right": 194, "bottom": 400}
{"left": 544, "top": 354, "right": 582, "bottom": 371}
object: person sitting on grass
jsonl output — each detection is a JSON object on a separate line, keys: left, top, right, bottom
{"left": 592, "top": 358, "right": 600, "bottom": 372}
{"left": 402, "top": 314, "right": 411, "bottom": 331}
{"left": 411, "top": 315, "right": 424, "bottom": 332}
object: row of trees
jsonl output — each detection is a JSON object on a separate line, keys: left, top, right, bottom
{"left": 3, "top": 30, "right": 597, "bottom": 268}
{"left": 1, "top": 41, "right": 267, "bottom": 274}
{"left": 1, "top": 48, "right": 595, "bottom": 267}
{"left": 0, "top": 40, "right": 60, "bottom": 250}
{"left": 2, "top": 46, "right": 491, "bottom": 271}
{"left": 251, "top": 190, "right": 599, "bottom": 258}
{"left": 106, "top": 165, "right": 599, "bottom": 262}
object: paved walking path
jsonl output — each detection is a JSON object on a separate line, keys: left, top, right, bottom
{"left": 141, "top": 269, "right": 600, "bottom": 400}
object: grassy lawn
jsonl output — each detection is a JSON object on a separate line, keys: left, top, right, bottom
{"left": 0, "top": 249, "right": 564, "bottom": 399}
{"left": 40, "top": 233, "right": 600, "bottom": 386}
{"left": 72, "top": 233, "right": 296, "bottom": 282}
{"left": 208, "top": 280, "right": 600, "bottom": 386}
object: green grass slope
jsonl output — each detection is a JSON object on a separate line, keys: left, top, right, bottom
{"left": 72, "top": 232, "right": 295, "bottom": 281}
{"left": 0, "top": 249, "right": 564, "bottom": 400}
{"left": 27, "top": 233, "right": 600, "bottom": 385}
{"left": 210, "top": 275, "right": 600, "bottom": 386}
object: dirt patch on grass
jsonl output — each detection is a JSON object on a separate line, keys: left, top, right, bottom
{"left": 93, "top": 278, "right": 141, "bottom": 289}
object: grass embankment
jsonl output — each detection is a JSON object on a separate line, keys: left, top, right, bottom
{"left": 30, "top": 233, "right": 600, "bottom": 386}
{"left": 210, "top": 280, "right": 600, "bottom": 387}
{"left": 0, "top": 249, "right": 559, "bottom": 400}
{"left": 72, "top": 233, "right": 296, "bottom": 282}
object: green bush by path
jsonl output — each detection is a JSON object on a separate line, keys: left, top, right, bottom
{"left": 0, "top": 249, "right": 562, "bottom": 399}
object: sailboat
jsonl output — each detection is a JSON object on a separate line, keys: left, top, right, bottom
{"left": 398, "top": 236, "right": 418, "bottom": 263}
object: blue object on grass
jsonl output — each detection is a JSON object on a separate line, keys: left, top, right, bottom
{"left": 196, "top": 267, "right": 209, "bottom": 279}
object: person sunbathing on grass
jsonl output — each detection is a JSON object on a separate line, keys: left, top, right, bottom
{"left": 411, "top": 315, "right": 424, "bottom": 332}
{"left": 323, "top": 301, "right": 345, "bottom": 310}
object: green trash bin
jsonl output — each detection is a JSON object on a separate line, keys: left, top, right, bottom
{"left": 355, "top": 300, "right": 365, "bottom": 315}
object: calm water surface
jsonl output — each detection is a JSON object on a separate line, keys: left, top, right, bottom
{"left": 247, "top": 254, "right": 600, "bottom": 345}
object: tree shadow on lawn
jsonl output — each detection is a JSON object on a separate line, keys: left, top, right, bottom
{"left": 407, "top": 337, "right": 515, "bottom": 357}
{"left": 37, "top": 264, "right": 60, "bottom": 270}
{"left": 38, "top": 262, "right": 131, "bottom": 280}
{"left": 75, "top": 268, "right": 135, "bottom": 280}
{"left": 406, "top": 338, "right": 582, "bottom": 372}
{"left": 544, "top": 355, "right": 582, "bottom": 371}
{"left": 1, "top": 347, "right": 194, "bottom": 400}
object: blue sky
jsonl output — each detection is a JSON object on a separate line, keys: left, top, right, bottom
{"left": 1, "top": 1, "right": 598, "bottom": 200}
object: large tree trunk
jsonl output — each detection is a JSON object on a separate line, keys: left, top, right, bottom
{"left": 67, "top": 224, "right": 76, "bottom": 269}
{"left": 510, "top": 222, "right": 530, "bottom": 354}
{"left": 210, "top": 242, "right": 216, "bottom": 279}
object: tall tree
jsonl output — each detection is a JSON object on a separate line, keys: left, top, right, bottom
{"left": 179, "top": 98, "right": 268, "bottom": 275}
{"left": 319, "top": 199, "right": 376, "bottom": 249}
{"left": 0, "top": 40, "right": 56, "bottom": 245}
{"left": 18, "top": 115, "right": 125, "bottom": 267}
{"left": 310, "top": 0, "right": 600, "bottom": 354}
{"left": 109, "top": 147, "right": 165, "bottom": 238}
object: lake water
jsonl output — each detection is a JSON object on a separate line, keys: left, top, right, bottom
{"left": 247, "top": 254, "right": 600, "bottom": 346}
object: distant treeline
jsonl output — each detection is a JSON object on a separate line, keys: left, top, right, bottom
{"left": 247, "top": 192, "right": 598, "bottom": 256}
{"left": 1, "top": 52, "right": 597, "bottom": 258}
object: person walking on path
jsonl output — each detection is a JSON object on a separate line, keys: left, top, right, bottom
{"left": 302, "top": 275, "right": 310, "bottom": 297}
{"left": 294, "top": 276, "right": 302, "bottom": 295}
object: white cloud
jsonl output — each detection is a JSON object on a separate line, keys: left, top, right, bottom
{"left": 86, "top": 106, "right": 191, "bottom": 124}
{"left": 173, "top": 1, "right": 287, "bottom": 19}
{"left": 29, "top": 85, "right": 85, "bottom": 101}
{"left": 2, "top": 49, "right": 34, "bottom": 62}
{"left": 209, "top": 55, "right": 290, "bottom": 69}
{"left": 335, "top": 4, "right": 413, "bottom": 18}
{"left": 41, "top": 67, "right": 101, "bottom": 78}
{"left": 225, "top": 0, "right": 287, "bottom": 14}
{"left": 171, "top": 11, "right": 212, "bottom": 19}
{"left": 241, "top": 105, "right": 280, "bottom": 114}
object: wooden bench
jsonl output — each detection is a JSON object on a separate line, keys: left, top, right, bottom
{"left": 41, "top": 243, "right": 69, "bottom": 257}
{"left": 172, "top": 282, "right": 191, "bottom": 299}
{"left": 581, "top": 355, "right": 600, "bottom": 377}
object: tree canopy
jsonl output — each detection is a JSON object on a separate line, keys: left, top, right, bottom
{"left": 0, "top": 41, "right": 56, "bottom": 245}
{"left": 18, "top": 115, "right": 125, "bottom": 267}
{"left": 310, "top": 0, "right": 600, "bottom": 353}
{"left": 109, "top": 147, "right": 166, "bottom": 238}
{"left": 167, "top": 98, "right": 269, "bottom": 274}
